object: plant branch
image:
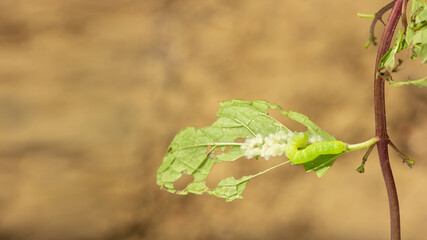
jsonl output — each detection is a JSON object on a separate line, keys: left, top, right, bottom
{"left": 374, "top": 0, "right": 406, "bottom": 239}
{"left": 401, "top": 0, "right": 410, "bottom": 30}
{"left": 368, "top": 1, "right": 396, "bottom": 46}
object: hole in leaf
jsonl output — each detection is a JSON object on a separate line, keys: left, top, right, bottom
{"left": 206, "top": 140, "right": 244, "bottom": 158}
{"left": 205, "top": 153, "right": 288, "bottom": 187}
{"left": 206, "top": 145, "right": 228, "bottom": 159}
{"left": 205, "top": 156, "right": 247, "bottom": 187}
{"left": 218, "top": 145, "right": 231, "bottom": 153}
{"left": 173, "top": 173, "right": 194, "bottom": 191}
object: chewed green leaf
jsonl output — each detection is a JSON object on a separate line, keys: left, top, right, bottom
{"left": 157, "top": 100, "right": 376, "bottom": 201}
{"left": 157, "top": 100, "right": 290, "bottom": 197}
{"left": 388, "top": 77, "right": 427, "bottom": 87}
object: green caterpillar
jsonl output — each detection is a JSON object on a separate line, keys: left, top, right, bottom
{"left": 286, "top": 133, "right": 348, "bottom": 164}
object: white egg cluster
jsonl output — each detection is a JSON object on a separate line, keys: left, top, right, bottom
{"left": 241, "top": 131, "right": 296, "bottom": 160}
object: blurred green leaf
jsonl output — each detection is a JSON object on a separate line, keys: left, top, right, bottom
{"left": 388, "top": 77, "right": 427, "bottom": 87}
{"left": 378, "top": 0, "right": 427, "bottom": 86}
{"left": 407, "top": 0, "right": 427, "bottom": 63}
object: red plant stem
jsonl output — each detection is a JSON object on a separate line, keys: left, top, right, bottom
{"left": 374, "top": 0, "right": 404, "bottom": 239}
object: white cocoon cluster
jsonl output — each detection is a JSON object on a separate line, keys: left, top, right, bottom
{"left": 241, "top": 130, "right": 296, "bottom": 160}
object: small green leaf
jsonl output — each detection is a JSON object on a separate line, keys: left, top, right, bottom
{"left": 208, "top": 176, "right": 252, "bottom": 202}
{"left": 207, "top": 160, "right": 289, "bottom": 201}
{"left": 301, "top": 155, "right": 342, "bottom": 177}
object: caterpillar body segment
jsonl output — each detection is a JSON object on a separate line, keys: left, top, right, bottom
{"left": 286, "top": 133, "right": 348, "bottom": 164}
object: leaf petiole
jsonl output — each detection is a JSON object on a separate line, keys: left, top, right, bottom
{"left": 348, "top": 137, "right": 379, "bottom": 151}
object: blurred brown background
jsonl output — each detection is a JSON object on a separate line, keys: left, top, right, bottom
{"left": 0, "top": 0, "right": 426, "bottom": 239}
